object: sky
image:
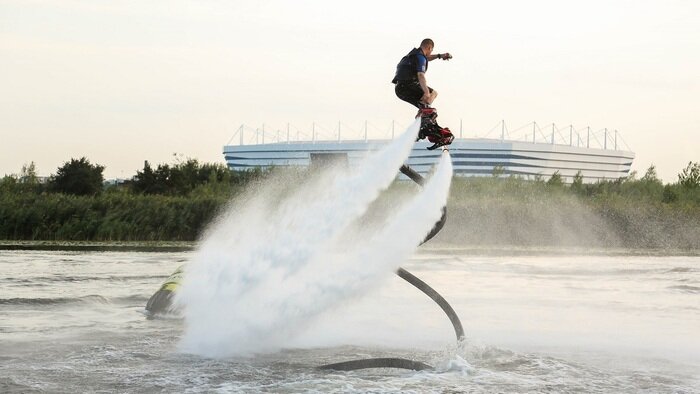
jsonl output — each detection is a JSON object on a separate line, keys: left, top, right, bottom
{"left": 1, "top": 0, "right": 698, "bottom": 182}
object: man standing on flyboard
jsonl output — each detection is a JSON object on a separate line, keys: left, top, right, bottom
{"left": 392, "top": 38, "right": 454, "bottom": 150}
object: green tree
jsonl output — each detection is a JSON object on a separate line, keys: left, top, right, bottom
{"left": 20, "top": 162, "right": 39, "bottom": 184}
{"left": 132, "top": 158, "right": 237, "bottom": 196}
{"left": 169, "top": 158, "right": 201, "bottom": 194}
{"left": 491, "top": 165, "right": 505, "bottom": 178}
{"left": 636, "top": 164, "right": 664, "bottom": 200}
{"left": 678, "top": 161, "right": 700, "bottom": 189}
{"left": 641, "top": 164, "right": 661, "bottom": 183}
{"left": 571, "top": 171, "right": 584, "bottom": 193}
{"left": 49, "top": 157, "right": 105, "bottom": 196}
{"left": 662, "top": 184, "right": 678, "bottom": 203}
{"left": 546, "top": 171, "right": 563, "bottom": 187}
{"left": 132, "top": 161, "right": 170, "bottom": 195}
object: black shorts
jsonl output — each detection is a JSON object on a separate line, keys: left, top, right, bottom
{"left": 394, "top": 81, "right": 433, "bottom": 108}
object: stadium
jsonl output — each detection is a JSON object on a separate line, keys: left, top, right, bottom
{"left": 223, "top": 121, "right": 634, "bottom": 183}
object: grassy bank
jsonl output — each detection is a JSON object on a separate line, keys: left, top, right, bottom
{"left": 439, "top": 177, "right": 700, "bottom": 250}
{"left": 0, "top": 190, "right": 226, "bottom": 241}
{"left": 1, "top": 164, "right": 699, "bottom": 250}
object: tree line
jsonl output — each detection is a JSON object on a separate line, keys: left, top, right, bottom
{"left": 0, "top": 157, "right": 698, "bottom": 244}
{"left": 0, "top": 157, "right": 267, "bottom": 241}
{"left": 442, "top": 164, "right": 700, "bottom": 250}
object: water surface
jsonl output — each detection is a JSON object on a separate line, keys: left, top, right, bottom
{"left": 1, "top": 249, "right": 698, "bottom": 393}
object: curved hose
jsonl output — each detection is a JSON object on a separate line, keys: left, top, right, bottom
{"left": 318, "top": 358, "right": 432, "bottom": 371}
{"left": 400, "top": 165, "right": 447, "bottom": 245}
{"left": 396, "top": 268, "right": 464, "bottom": 341}
{"left": 318, "top": 163, "right": 464, "bottom": 371}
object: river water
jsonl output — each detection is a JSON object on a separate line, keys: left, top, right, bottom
{"left": 1, "top": 248, "right": 698, "bottom": 393}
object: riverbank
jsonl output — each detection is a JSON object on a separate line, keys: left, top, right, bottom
{"left": 0, "top": 240, "right": 194, "bottom": 252}
{"left": 2, "top": 166, "right": 698, "bottom": 249}
{"left": 1, "top": 240, "right": 697, "bottom": 256}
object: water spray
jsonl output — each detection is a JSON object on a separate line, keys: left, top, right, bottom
{"left": 145, "top": 122, "right": 464, "bottom": 371}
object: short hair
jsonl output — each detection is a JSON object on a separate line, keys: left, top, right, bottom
{"left": 420, "top": 38, "right": 434, "bottom": 48}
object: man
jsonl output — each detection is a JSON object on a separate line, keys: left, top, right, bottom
{"left": 392, "top": 38, "right": 454, "bottom": 150}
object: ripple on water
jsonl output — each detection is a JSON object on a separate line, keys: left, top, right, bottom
{"left": 667, "top": 285, "right": 700, "bottom": 294}
{"left": 0, "top": 295, "right": 111, "bottom": 306}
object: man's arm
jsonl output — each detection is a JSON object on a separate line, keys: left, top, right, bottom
{"left": 427, "top": 53, "right": 452, "bottom": 61}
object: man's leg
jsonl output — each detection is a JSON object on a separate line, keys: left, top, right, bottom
{"left": 395, "top": 82, "right": 424, "bottom": 108}
{"left": 395, "top": 82, "right": 452, "bottom": 147}
{"left": 421, "top": 89, "right": 438, "bottom": 106}
{"left": 417, "top": 88, "right": 454, "bottom": 149}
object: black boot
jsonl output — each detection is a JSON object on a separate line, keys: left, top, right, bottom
{"left": 426, "top": 127, "right": 455, "bottom": 150}
{"left": 417, "top": 107, "right": 438, "bottom": 141}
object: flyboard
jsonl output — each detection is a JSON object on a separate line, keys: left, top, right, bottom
{"left": 145, "top": 148, "right": 463, "bottom": 371}
{"left": 416, "top": 108, "right": 454, "bottom": 151}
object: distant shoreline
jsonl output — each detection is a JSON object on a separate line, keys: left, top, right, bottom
{"left": 1, "top": 240, "right": 697, "bottom": 256}
{"left": 0, "top": 240, "right": 194, "bottom": 252}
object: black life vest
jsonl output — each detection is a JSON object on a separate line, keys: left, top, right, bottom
{"left": 392, "top": 48, "right": 428, "bottom": 83}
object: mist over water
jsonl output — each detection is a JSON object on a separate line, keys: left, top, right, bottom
{"left": 441, "top": 179, "right": 700, "bottom": 251}
{"left": 176, "top": 121, "right": 454, "bottom": 357}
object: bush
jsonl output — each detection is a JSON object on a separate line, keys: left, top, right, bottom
{"left": 678, "top": 161, "right": 700, "bottom": 189}
{"left": 48, "top": 157, "right": 105, "bottom": 196}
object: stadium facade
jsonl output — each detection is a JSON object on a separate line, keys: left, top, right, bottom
{"left": 223, "top": 132, "right": 634, "bottom": 183}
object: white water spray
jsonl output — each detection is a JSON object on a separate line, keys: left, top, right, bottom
{"left": 176, "top": 122, "right": 453, "bottom": 357}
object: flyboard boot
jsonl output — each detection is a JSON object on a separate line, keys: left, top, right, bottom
{"left": 417, "top": 106, "right": 455, "bottom": 150}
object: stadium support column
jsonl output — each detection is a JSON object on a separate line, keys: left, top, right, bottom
{"left": 364, "top": 120, "right": 368, "bottom": 142}
{"left": 604, "top": 128, "right": 607, "bottom": 150}
{"left": 551, "top": 123, "right": 555, "bottom": 144}
{"left": 587, "top": 126, "right": 590, "bottom": 148}
{"left": 569, "top": 125, "right": 573, "bottom": 146}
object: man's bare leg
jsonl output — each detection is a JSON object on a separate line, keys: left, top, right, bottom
{"left": 415, "top": 90, "right": 439, "bottom": 118}
{"left": 425, "top": 89, "right": 438, "bottom": 106}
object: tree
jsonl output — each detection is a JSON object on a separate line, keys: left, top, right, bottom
{"left": 132, "top": 161, "right": 171, "bottom": 195}
{"left": 132, "top": 158, "right": 235, "bottom": 195}
{"left": 49, "top": 157, "right": 105, "bottom": 196}
{"left": 491, "top": 165, "right": 505, "bottom": 178}
{"left": 571, "top": 171, "right": 584, "bottom": 193}
{"left": 546, "top": 171, "right": 563, "bottom": 187}
{"left": 662, "top": 184, "right": 678, "bottom": 203}
{"left": 678, "top": 161, "right": 700, "bottom": 189}
{"left": 20, "top": 162, "right": 39, "bottom": 184}
{"left": 641, "top": 164, "right": 661, "bottom": 184}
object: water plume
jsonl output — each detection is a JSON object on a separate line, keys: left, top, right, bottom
{"left": 176, "top": 119, "right": 453, "bottom": 358}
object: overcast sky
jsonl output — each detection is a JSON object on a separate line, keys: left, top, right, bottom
{"left": 1, "top": 0, "right": 698, "bottom": 181}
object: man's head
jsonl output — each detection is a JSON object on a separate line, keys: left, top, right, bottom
{"left": 420, "top": 38, "right": 434, "bottom": 55}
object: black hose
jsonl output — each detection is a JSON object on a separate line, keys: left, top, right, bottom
{"left": 319, "top": 163, "right": 464, "bottom": 371}
{"left": 318, "top": 357, "right": 433, "bottom": 371}
{"left": 400, "top": 165, "right": 447, "bottom": 245}
{"left": 396, "top": 267, "right": 465, "bottom": 341}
